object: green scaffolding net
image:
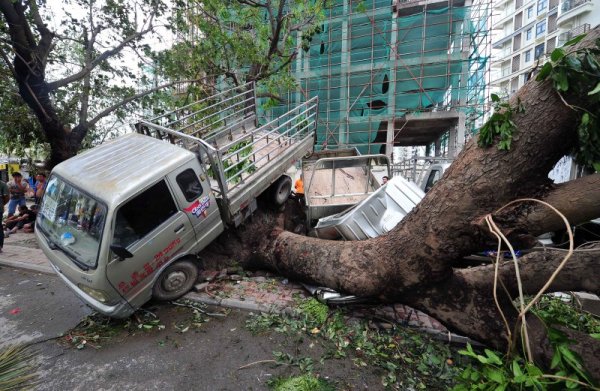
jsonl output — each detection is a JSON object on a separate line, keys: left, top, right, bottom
{"left": 258, "top": 0, "right": 491, "bottom": 155}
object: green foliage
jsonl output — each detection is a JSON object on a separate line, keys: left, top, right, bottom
{"left": 268, "top": 373, "right": 335, "bottom": 391}
{"left": 158, "top": 0, "right": 327, "bottom": 102}
{"left": 453, "top": 344, "right": 549, "bottom": 391}
{"left": 297, "top": 298, "right": 329, "bottom": 326}
{"left": 453, "top": 295, "right": 600, "bottom": 391}
{"left": 218, "top": 140, "right": 256, "bottom": 183}
{"left": 478, "top": 93, "right": 524, "bottom": 151}
{"left": 532, "top": 295, "right": 600, "bottom": 335}
{"left": 0, "top": 344, "right": 38, "bottom": 390}
{"left": 246, "top": 307, "right": 460, "bottom": 389}
{"left": 535, "top": 34, "right": 600, "bottom": 169}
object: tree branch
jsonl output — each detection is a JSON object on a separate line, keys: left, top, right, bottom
{"left": 236, "top": 0, "right": 268, "bottom": 8}
{"left": 254, "top": 51, "right": 296, "bottom": 81}
{"left": 87, "top": 78, "right": 208, "bottom": 128}
{"left": 46, "top": 19, "right": 155, "bottom": 91}
{"left": 480, "top": 174, "right": 600, "bottom": 239}
{"left": 0, "top": 46, "right": 17, "bottom": 78}
{"left": 27, "top": 0, "right": 54, "bottom": 67}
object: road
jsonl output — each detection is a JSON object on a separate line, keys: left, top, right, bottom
{"left": 0, "top": 267, "right": 379, "bottom": 390}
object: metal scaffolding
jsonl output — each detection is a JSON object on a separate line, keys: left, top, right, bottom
{"left": 259, "top": 0, "right": 492, "bottom": 158}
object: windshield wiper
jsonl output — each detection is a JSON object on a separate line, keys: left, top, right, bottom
{"left": 45, "top": 235, "right": 90, "bottom": 271}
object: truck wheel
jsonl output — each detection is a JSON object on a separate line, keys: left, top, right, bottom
{"left": 152, "top": 260, "right": 198, "bottom": 301}
{"left": 271, "top": 175, "right": 292, "bottom": 207}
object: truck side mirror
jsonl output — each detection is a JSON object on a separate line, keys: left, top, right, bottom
{"left": 110, "top": 245, "right": 133, "bottom": 260}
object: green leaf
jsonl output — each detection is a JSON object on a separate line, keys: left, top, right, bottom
{"left": 564, "top": 34, "right": 586, "bottom": 47}
{"left": 581, "top": 112, "right": 590, "bottom": 125}
{"left": 588, "top": 82, "right": 600, "bottom": 95}
{"left": 491, "top": 93, "right": 500, "bottom": 102}
{"left": 484, "top": 367, "right": 505, "bottom": 384}
{"left": 512, "top": 360, "right": 523, "bottom": 377}
{"left": 552, "top": 70, "right": 569, "bottom": 92}
{"left": 551, "top": 48, "right": 565, "bottom": 62}
{"left": 550, "top": 351, "right": 561, "bottom": 369}
{"left": 484, "top": 349, "right": 503, "bottom": 366}
{"left": 536, "top": 62, "right": 553, "bottom": 81}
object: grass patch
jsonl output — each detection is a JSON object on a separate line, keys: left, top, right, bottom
{"left": 268, "top": 373, "right": 335, "bottom": 391}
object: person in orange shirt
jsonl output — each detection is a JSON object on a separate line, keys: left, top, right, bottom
{"left": 294, "top": 178, "right": 304, "bottom": 195}
{"left": 294, "top": 177, "right": 305, "bottom": 208}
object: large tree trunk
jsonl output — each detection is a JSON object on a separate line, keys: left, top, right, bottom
{"left": 227, "top": 29, "right": 600, "bottom": 376}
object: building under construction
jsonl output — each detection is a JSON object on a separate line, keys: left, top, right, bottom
{"left": 262, "top": 0, "right": 492, "bottom": 159}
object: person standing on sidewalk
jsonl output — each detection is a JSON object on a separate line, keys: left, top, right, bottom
{"left": 0, "top": 179, "right": 9, "bottom": 252}
{"left": 7, "top": 172, "right": 29, "bottom": 217}
{"left": 34, "top": 173, "right": 47, "bottom": 205}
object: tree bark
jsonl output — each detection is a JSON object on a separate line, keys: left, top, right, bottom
{"left": 230, "top": 28, "right": 600, "bottom": 374}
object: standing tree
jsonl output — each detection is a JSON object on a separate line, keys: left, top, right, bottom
{"left": 0, "top": 0, "right": 192, "bottom": 168}
{"left": 155, "top": 0, "right": 328, "bottom": 102}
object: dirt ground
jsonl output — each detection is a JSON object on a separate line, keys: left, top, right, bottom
{"left": 35, "top": 303, "right": 385, "bottom": 391}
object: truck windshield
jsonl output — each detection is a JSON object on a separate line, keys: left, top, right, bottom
{"left": 37, "top": 175, "right": 106, "bottom": 269}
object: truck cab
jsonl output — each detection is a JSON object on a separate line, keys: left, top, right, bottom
{"left": 36, "top": 134, "right": 224, "bottom": 318}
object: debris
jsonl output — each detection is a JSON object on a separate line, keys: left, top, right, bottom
{"left": 9, "top": 308, "right": 21, "bottom": 315}
{"left": 194, "top": 282, "right": 210, "bottom": 291}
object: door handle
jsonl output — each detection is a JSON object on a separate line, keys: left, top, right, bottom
{"left": 174, "top": 224, "right": 185, "bottom": 233}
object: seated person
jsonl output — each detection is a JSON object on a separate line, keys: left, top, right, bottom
{"left": 5, "top": 205, "right": 37, "bottom": 234}
{"left": 23, "top": 205, "right": 38, "bottom": 233}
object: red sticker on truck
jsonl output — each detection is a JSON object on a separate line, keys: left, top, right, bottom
{"left": 184, "top": 195, "right": 210, "bottom": 218}
{"left": 118, "top": 237, "right": 181, "bottom": 294}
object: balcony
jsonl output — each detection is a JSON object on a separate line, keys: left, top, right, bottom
{"left": 558, "top": 0, "right": 593, "bottom": 24}
{"left": 558, "top": 23, "right": 590, "bottom": 46}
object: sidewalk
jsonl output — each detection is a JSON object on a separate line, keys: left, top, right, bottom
{"left": 0, "top": 231, "right": 54, "bottom": 274}
{"left": 0, "top": 232, "right": 455, "bottom": 339}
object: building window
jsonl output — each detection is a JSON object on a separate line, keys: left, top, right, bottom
{"left": 534, "top": 43, "right": 545, "bottom": 59}
{"left": 527, "top": 6, "right": 534, "bottom": 18}
{"left": 536, "top": 20, "right": 546, "bottom": 37}
{"left": 525, "top": 49, "right": 532, "bottom": 62}
{"left": 526, "top": 28, "right": 532, "bottom": 40}
{"left": 537, "top": 0, "right": 548, "bottom": 14}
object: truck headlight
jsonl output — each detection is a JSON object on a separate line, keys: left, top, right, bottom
{"left": 77, "top": 284, "right": 109, "bottom": 303}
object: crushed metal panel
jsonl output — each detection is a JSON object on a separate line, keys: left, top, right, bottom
{"left": 314, "top": 175, "right": 425, "bottom": 240}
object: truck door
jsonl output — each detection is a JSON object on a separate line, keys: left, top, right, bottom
{"left": 165, "top": 160, "right": 223, "bottom": 249}
{"left": 105, "top": 179, "right": 195, "bottom": 307}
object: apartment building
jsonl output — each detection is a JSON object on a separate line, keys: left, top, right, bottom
{"left": 491, "top": 0, "right": 599, "bottom": 95}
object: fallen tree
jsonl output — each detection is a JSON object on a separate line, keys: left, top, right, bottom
{"left": 211, "top": 29, "right": 600, "bottom": 380}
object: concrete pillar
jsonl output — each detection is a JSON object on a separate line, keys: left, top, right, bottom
{"left": 385, "top": 17, "right": 399, "bottom": 158}
{"left": 339, "top": 0, "right": 349, "bottom": 146}
{"left": 434, "top": 137, "right": 442, "bottom": 157}
{"left": 456, "top": 112, "right": 466, "bottom": 155}
{"left": 448, "top": 128, "right": 457, "bottom": 158}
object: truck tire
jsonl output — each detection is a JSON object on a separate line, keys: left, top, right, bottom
{"left": 152, "top": 259, "right": 198, "bottom": 301}
{"left": 271, "top": 175, "right": 292, "bottom": 207}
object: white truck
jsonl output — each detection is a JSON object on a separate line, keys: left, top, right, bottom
{"left": 35, "top": 83, "right": 318, "bottom": 318}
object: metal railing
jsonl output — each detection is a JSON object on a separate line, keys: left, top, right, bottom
{"left": 560, "top": 0, "right": 591, "bottom": 13}
{"left": 138, "top": 96, "right": 319, "bottom": 206}
{"left": 216, "top": 96, "right": 319, "bottom": 192}
{"left": 146, "top": 82, "right": 257, "bottom": 140}
{"left": 558, "top": 23, "right": 590, "bottom": 45}
{"left": 392, "top": 156, "right": 454, "bottom": 184}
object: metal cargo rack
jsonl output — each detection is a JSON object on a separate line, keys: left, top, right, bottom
{"left": 136, "top": 82, "right": 319, "bottom": 224}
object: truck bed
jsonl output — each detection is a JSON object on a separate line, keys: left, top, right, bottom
{"left": 303, "top": 154, "right": 390, "bottom": 224}
{"left": 138, "top": 83, "right": 318, "bottom": 225}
